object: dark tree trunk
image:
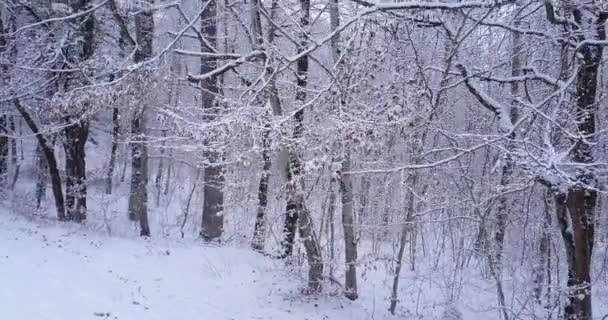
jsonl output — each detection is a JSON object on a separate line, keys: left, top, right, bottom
{"left": 296, "top": 195, "right": 323, "bottom": 293}
{"left": 9, "top": 116, "right": 19, "bottom": 189}
{"left": 128, "top": 1, "right": 154, "bottom": 236}
{"left": 199, "top": 0, "right": 224, "bottom": 241}
{"left": 250, "top": 0, "right": 279, "bottom": 252}
{"left": 128, "top": 114, "right": 150, "bottom": 236}
{"left": 0, "top": 10, "right": 8, "bottom": 186}
{"left": 339, "top": 157, "right": 358, "bottom": 300}
{"left": 279, "top": 0, "right": 323, "bottom": 294}
{"left": 543, "top": 5, "right": 605, "bottom": 319}
{"left": 0, "top": 115, "right": 8, "bottom": 185}
{"left": 106, "top": 95, "right": 119, "bottom": 194}
{"left": 201, "top": 165, "right": 224, "bottom": 241}
{"left": 534, "top": 191, "right": 552, "bottom": 303}
{"left": 35, "top": 143, "right": 49, "bottom": 209}
{"left": 280, "top": 0, "right": 310, "bottom": 258}
{"left": 154, "top": 130, "right": 166, "bottom": 206}
{"left": 252, "top": 124, "right": 271, "bottom": 251}
{"left": 60, "top": 0, "right": 95, "bottom": 223}
{"left": 330, "top": 0, "right": 358, "bottom": 300}
{"left": 14, "top": 100, "right": 65, "bottom": 220}
{"left": 281, "top": 181, "right": 299, "bottom": 257}
{"left": 63, "top": 123, "right": 89, "bottom": 223}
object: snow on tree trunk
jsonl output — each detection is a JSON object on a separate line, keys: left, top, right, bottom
{"left": 330, "top": 0, "right": 358, "bottom": 301}
{"left": 63, "top": 123, "right": 88, "bottom": 223}
{"left": 200, "top": 0, "right": 224, "bottom": 241}
{"left": 296, "top": 194, "right": 323, "bottom": 293}
{"left": 128, "top": 0, "right": 154, "bottom": 236}
{"left": 0, "top": 115, "right": 8, "bottom": 186}
{"left": 544, "top": 3, "right": 605, "bottom": 319}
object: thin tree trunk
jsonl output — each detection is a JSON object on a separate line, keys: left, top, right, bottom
{"left": 329, "top": 0, "right": 358, "bottom": 300}
{"left": 280, "top": 0, "right": 310, "bottom": 258}
{"left": 280, "top": 0, "right": 323, "bottom": 293}
{"left": 250, "top": 0, "right": 272, "bottom": 251}
{"left": 14, "top": 100, "right": 65, "bottom": 220}
{"left": 180, "top": 169, "right": 201, "bottom": 238}
{"left": 251, "top": 0, "right": 282, "bottom": 251}
{"left": 296, "top": 194, "right": 323, "bottom": 293}
{"left": 0, "top": 115, "right": 8, "bottom": 186}
{"left": 0, "top": 12, "right": 9, "bottom": 187}
{"left": 329, "top": 180, "right": 336, "bottom": 279}
{"left": 252, "top": 122, "right": 271, "bottom": 251}
{"left": 9, "top": 116, "right": 19, "bottom": 189}
{"left": 35, "top": 143, "right": 48, "bottom": 209}
{"left": 339, "top": 156, "right": 358, "bottom": 300}
{"left": 164, "top": 161, "right": 171, "bottom": 196}
{"left": 389, "top": 173, "right": 417, "bottom": 314}
{"left": 155, "top": 130, "right": 166, "bottom": 207}
{"left": 106, "top": 104, "right": 119, "bottom": 194}
{"left": 534, "top": 190, "right": 552, "bottom": 303}
{"left": 494, "top": 14, "right": 523, "bottom": 271}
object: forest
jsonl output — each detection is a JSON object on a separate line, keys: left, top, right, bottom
{"left": 0, "top": 0, "right": 607, "bottom": 319}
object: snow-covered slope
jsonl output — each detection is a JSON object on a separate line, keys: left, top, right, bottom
{"left": 0, "top": 214, "right": 372, "bottom": 320}
{"left": 5, "top": 212, "right": 606, "bottom": 320}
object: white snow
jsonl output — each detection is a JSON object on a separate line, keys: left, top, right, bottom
{"left": 0, "top": 214, "right": 373, "bottom": 320}
{"left": 2, "top": 212, "right": 607, "bottom": 320}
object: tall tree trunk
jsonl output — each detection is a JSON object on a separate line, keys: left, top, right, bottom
{"left": 329, "top": 0, "right": 358, "bottom": 300}
{"left": 0, "top": 115, "right": 8, "bottom": 186}
{"left": 534, "top": 190, "right": 552, "bottom": 303}
{"left": 128, "top": 1, "right": 154, "bottom": 236}
{"left": 389, "top": 173, "right": 418, "bottom": 314}
{"left": 0, "top": 13, "right": 9, "bottom": 188}
{"left": 543, "top": 4, "right": 605, "bottom": 319}
{"left": 63, "top": 123, "right": 88, "bottom": 222}
{"left": 35, "top": 143, "right": 49, "bottom": 209}
{"left": 493, "top": 13, "right": 523, "bottom": 272}
{"left": 128, "top": 113, "right": 149, "bottom": 236}
{"left": 14, "top": 100, "right": 65, "bottom": 220}
{"left": 280, "top": 0, "right": 309, "bottom": 258}
{"left": 250, "top": 0, "right": 270, "bottom": 251}
{"left": 250, "top": 0, "right": 282, "bottom": 251}
{"left": 108, "top": 0, "right": 134, "bottom": 196}
{"left": 9, "top": 116, "right": 19, "bottom": 189}
{"left": 551, "top": 7, "right": 604, "bottom": 320}
{"left": 279, "top": 0, "right": 324, "bottom": 293}
{"left": 61, "top": 0, "right": 95, "bottom": 223}
{"left": 106, "top": 94, "right": 119, "bottom": 194}
{"left": 200, "top": 0, "right": 224, "bottom": 241}
{"left": 155, "top": 129, "right": 167, "bottom": 206}
{"left": 252, "top": 122, "right": 271, "bottom": 251}
{"left": 296, "top": 194, "right": 323, "bottom": 293}
{"left": 339, "top": 157, "right": 358, "bottom": 300}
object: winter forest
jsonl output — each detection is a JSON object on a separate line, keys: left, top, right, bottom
{"left": 1, "top": 0, "right": 608, "bottom": 319}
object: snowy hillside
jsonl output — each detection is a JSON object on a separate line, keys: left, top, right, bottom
{"left": 2, "top": 1, "right": 608, "bottom": 319}
{"left": 6, "top": 212, "right": 605, "bottom": 320}
{"left": 0, "top": 214, "right": 379, "bottom": 320}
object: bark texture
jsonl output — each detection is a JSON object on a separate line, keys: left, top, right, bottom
{"left": 200, "top": 0, "right": 224, "bottom": 241}
{"left": 128, "top": 1, "right": 154, "bottom": 236}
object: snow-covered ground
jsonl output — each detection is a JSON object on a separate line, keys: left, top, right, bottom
{"left": 3, "top": 211, "right": 607, "bottom": 320}
{"left": 0, "top": 213, "right": 381, "bottom": 320}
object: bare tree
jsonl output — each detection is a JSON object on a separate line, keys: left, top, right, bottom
{"left": 200, "top": 0, "right": 224, "bottom": 241}
{"left": 127, "top": 0, "right": 154, "bottom": 237}
{"left": 329, "top": 0, "right": 357, "bottom": 301}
